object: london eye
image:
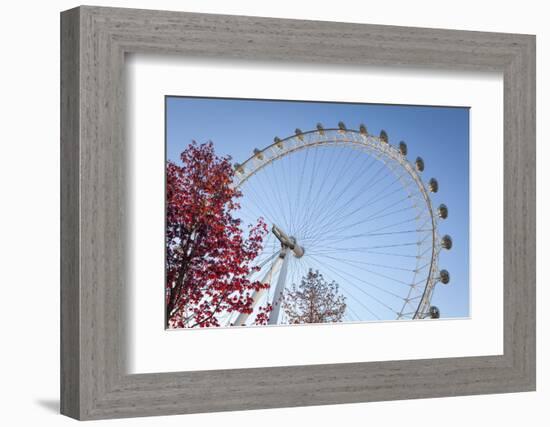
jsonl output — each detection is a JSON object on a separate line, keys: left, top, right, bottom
{"left": 226, "top": 122, "right": 452, "bottom": 325}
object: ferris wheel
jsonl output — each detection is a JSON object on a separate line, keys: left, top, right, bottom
{"left": 228, "top": 122, "right": 452, "bottom": 326}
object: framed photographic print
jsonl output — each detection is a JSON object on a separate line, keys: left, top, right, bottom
{"left": 61, "top": 5, "right": 536, "bottom": 420}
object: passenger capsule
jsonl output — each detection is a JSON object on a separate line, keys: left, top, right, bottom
{"left": 316, "top": 123, "right": 325, "bottom": 135}
{"left": 295, "top": 128, "right": 304, "bottom": 140}
{"left": 428, "top": 178, "right": 439, "bottom": 193}
{"left": 359, "top": 124, "right": 368, "bottom": 135}
{"left": 438, "top": 204, "right": 448, "bottom": 219}
{"left": 234, "top": 163, "right": 244, "bottom": 174}
{"left": 253, "top": 148, "right": 264, "bottom": 160}
{"left": 379, "top": 130, "right": 388, "bottom": 143}
{"left": 399, "top": 141, "right": 408, "bottom": 156}
{"left": 274, "top": 136, "right": 283, "bottom": 149}
{"left": 429, "top": 306, "right": 441, "bottom": 319}
{"left": 441, "top": 235, "right": 453, "bottom": 250}
{"left": 415, "top": 157, "right": 425, "bottom": 172}
{"left": 338, "top": 121, "right": 346, "bottom": 132}
{"left": 439, "top": 269, "right": 450, "bottom": 284}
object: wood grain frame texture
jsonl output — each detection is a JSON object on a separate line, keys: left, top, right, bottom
{"left": 60, "top": 5, "right": 536, "bottom": 420}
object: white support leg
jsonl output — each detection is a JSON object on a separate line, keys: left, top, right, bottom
{"left": 268, "top": 248, "right": 290, "bottom": 325}
{"left": 233, "top": 255, "right": 283, "bottom": 326}
{"left": 233, "top": 224, "right": 302, "bottom": 327}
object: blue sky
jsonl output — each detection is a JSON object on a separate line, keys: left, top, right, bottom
{"left": 166, "top": 96, "right": 470, "bottom": 320}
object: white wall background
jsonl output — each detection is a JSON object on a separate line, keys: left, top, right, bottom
{"left": 0, "top": 0, "right": 546, "bottom": 425}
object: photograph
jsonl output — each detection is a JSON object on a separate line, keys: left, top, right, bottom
{"left": 164, "top": 97, "right": 470, "bottom": 329}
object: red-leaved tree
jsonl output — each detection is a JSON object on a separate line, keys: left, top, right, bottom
{"left": 166, "top": 142, "right": 268, "bottom": 328}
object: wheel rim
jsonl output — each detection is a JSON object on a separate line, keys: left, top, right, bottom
{"left": 229, "top": 126, "right": 446, "bottom": 325}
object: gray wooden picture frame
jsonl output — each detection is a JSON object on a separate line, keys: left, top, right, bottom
{"left": 60, "top": 5, "right": 536, "bottom": 420}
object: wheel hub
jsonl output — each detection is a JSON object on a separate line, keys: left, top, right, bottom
{"left": 271, "top": 224, "right": 304, "bottom": 258}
